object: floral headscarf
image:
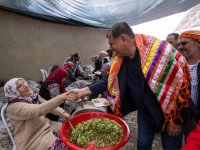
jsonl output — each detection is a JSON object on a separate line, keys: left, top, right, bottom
{"left": 4, "top": 78, "right": 38, "bottom": 104}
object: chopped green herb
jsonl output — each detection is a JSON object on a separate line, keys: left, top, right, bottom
{"left": 69, "top": 118, "right": 123, "bottom": 148}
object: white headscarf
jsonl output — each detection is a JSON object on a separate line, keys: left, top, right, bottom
{"left": 4, "top": 78, "right": 38, "bottom": 104}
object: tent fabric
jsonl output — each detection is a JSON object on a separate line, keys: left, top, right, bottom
{"left": 0, "top": 0, "right": 199, "bottom": 28}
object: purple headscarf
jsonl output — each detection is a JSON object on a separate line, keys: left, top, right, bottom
{"left": 4, "top": 78, "right": 38, "bottom": 104}
{"left": 101, "top": 62, "right": 111, "bottom": 72}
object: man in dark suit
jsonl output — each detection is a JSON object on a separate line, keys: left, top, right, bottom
{"left": 67, "top": 22, "right": 191, "bottom": 150}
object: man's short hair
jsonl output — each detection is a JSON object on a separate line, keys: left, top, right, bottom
{"left": 106, "top": 22, "right": 134, "bottom": 39}
{"left": 73, "top": 53, "right": 79, "bottom": 58}
{"left": 71, "top": 53, "right": 79, "bottom": 61}
{"left": 167, "top": 33, "right": 179, "bottom": 40}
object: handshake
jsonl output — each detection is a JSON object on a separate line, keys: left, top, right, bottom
{"left": 64, "top": 87, "right": 92, "bottom": 102}
{"left": 65, "top": 91, "right": 78, "bottom": 102}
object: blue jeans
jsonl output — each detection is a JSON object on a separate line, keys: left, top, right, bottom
{"left": 137, "top": 110, "right": 183, "bottom": 150}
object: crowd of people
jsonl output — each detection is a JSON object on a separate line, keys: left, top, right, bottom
{"left": 3, "top": 22, "right": 200, "bottom": 150}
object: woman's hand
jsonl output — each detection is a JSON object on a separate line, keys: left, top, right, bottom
{"left": 65, "top": 87, "right": 92, "bottom": 102}
{"left": 66, "top": 89, "right": 82, "bottom": 101}
{"left": 58, "top": 92, "right": 77, "bottom": 102}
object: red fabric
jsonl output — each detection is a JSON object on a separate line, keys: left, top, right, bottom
{"left": 181, "top": 121, "right": 200, "bottom": 150}
{"left": 179, "top": 30, "right": 200, "bottom": 42}
{"left": 44, "top": 68, "right": 69, "bottom": 92}
{"left": 63, "top": 62, "right": 74, "bottom": 70}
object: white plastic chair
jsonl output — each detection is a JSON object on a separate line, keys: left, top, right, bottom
{"left": 1, "top": 103, "right": 17, "bottom": 150}
{"left": 47, "top": 66, "right": 54, "bottom": 76}
{"left": 63, "top": 56, "right": 71, "bottom": 66}
{"left": 40, "top": 69, "right": 48, "bottom": 81}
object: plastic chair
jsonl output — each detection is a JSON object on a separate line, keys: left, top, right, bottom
{"left": 29, "top": 85, "right": 40, "bottom": 93}
{"left": 47, "top": 66, "right": 54, "bottom": 76}
{"left": 26, "top": 80, "right": 41, "bottom": 89}
{"left": 40, "top": 69, "right": 48, "bottom": 81}
{"left": 1, "top": 103, "right": 17, "bottom": 150}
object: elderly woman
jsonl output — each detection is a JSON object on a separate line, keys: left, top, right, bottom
{"left": 101, "top": 62, "right": 111, "bottom": 78}
{"left": 63, "top": 61, "right": 77, "bottom": 86}
{"left": 4, "top": 78, "right": 70, "bottom": 150}
{"left": 91, "top": 50, "right": 110, "bottom": 72}
{"left": 98, "top": 62, "right": 111, "bottom": 98}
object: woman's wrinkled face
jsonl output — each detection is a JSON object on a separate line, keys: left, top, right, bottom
{"left": 16, "top": 79, "right": 32, "bottom": 97}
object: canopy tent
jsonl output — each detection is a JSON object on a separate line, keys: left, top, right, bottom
{"left": 0, "top": 0, "right": 199, "bottom": 28}
{"left": 175, "top": 3, "right": 200, "bottom": 32}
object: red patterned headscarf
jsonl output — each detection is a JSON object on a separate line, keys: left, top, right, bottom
{"left": 179, "top": 30, "right": 200, "bottom": 42}
{"left": 44, "top": 68, "right": 69, "bottom": 92}
{"left": 63, "top": 61, "right": 74, "bottom": 70}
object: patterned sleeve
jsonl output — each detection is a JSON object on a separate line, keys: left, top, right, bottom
{"left": 47, "top": 83, "right": 61, "bottom": 98}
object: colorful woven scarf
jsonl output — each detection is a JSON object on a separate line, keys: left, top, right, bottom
{"left": 107, "top": 34, "right": 191, "bottom": 127}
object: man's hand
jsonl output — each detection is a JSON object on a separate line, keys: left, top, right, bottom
{"left": 66, "top": 91, "right": 78, "bottom": 101}
{"left": 59, "top": 91, "right": 77, "bottom": 102}
{"left": 65, "top": 87, "right": 92, "bottom": 102}
{"left": 167, "top": 123, "right": 182, "bottom": 136}
{"left": 65, "top": 89, "right": 82, "bottom": 101}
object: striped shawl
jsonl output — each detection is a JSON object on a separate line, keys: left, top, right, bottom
{"left": 107, "top": 34, "right": 191, "bottom": 126}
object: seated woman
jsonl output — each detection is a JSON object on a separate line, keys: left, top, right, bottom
{"left": 4, "top": 78, "right": 70, "bottom": 150}
{"left": 50, "top": 65, "right": 60, "bottom": 74}
{"left": 98, "top": 62, "right": 111, "bottom": 98}
{"left": 91, "top": 50, "right": 109, "bottom": 72}
{"left": 101, "top": 62, "right": 111, "bottom": 79}
{"left": 63, "top": 61, "right": 77, "bottom": 87}
{"left": 39, "top": 68, "right": 75, "bottom": 121}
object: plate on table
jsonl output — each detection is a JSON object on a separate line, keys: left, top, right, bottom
{"left": 92, "top": 98, "right": 110, "bottom": 107}
{"left": 94, "top": 71, "right": 101, "bottom": 75}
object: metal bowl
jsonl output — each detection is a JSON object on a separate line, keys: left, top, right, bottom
{"left": 72, "top": 107, "right": 105, "bottom": 116}
{"left": 72, "top": 101, "right": 107, "bottom": 116}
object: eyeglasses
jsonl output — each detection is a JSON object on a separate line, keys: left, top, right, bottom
{"left": 177, "top": 40, "right": 192, "bottom": 47}
{"left": 16, "top": 80, "right": 27, "bottom": 89}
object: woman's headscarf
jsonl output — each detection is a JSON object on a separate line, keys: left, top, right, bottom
{"left": 99, "top": 51, "right": 108, "bottom": 57}
{"left": 4, "top": 78, "right": 38, "bottom": 104}
{"left": 44, "top": 68, "right": 69, "bottom": 92}
{"left": 101, "top": 62, "right": 111, "bottom": 72}
{"left": 63, "top": 61, "right": 74, "bottom": 70}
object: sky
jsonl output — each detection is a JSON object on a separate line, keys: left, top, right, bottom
{"left": 131, "top": 12, "right": 186, "bottom": 40}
